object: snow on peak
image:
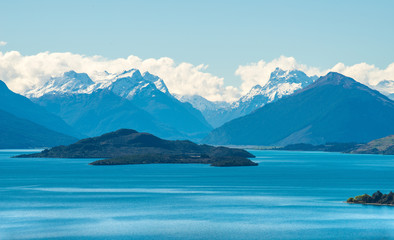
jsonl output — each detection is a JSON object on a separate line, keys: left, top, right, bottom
{"left": 23, "top": 68, "right": 173, "bottom": 101}
{"left": 176, "top": 94, "right": 230, "bottom": 111}
{"left": 25, "top": 70, "right": 95, "bottom": 98}
{"left": 375, "top": 80, "right": 394, "bottom": 93}
{"left": 107, "top": 74, "right": 156, "bottom": 100}
{"left": 239, "top": 84, "right": 263, "bottom": 103}
{"left": 370, "top": 80, "right": 394, "bottom": 99}
{"left": 268, "top": 68, "right": 315, "bottom": 86}
{"left": 142, "top": 72, "right": 170, "bottom": 95}
{"left": 116, "top": 69, "right": 142, "bottom": 79}
{"left": 101, "top": 69, "right": 175, "bottom": 100}
{"left": 235, "top": 68, "right": 317, "bottom": 110}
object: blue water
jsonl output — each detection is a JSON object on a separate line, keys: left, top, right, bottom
{"left": 1, "top": 150, "right": 394, "bottom": 239}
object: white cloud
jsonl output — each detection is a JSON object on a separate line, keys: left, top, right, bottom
{"left": 0, "top": 41, "right": 7, "bottom": 46}
{"left": 235, "top": 56, "right": 394, "bottom": 95}
{"left": 1, "top": 51, "right": 393, "bottom": 103}
{"left": 0, "top": 51, "right": 237, "bottom": 102}
{"left": 329, "top": 62, "right": 394, "bottom": 86}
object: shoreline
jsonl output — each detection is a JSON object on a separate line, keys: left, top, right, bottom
{"left": 346, "top": 202, "right": 394, "bottom": 207}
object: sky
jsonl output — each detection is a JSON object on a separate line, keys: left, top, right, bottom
{"left": 1, "top": 0, "right": 394, "bottom": 101}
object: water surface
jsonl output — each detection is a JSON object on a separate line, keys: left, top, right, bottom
{"left": 1, "top": 150, "right": 394, "bottom": 239}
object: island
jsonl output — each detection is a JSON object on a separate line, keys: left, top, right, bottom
{"left": 347, "top": 191, "right": 394, "bottom": 206}
{"left": 15, "top": 129, "right": 257, "bottom": 167}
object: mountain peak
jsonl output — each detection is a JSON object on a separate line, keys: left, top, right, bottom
{"left": 296, "top": 72, "right": 369, "bottom": 98}
{"left": 142, "top": 72, "right": 170, "bottom": 94}
{"left": 98, "top": 128, "right": 139, "bottom": 139}
{"left": 62, "top": 70, "right": 94, "bottom": 85}
{"left": 268, "top": 68, "right": 313, "bottom": 86}
{"left": 235, "top": 68, "right": 316, "bottom": 112}
{"left": 314, "top": 72, "right": 358, "bottom": 87}
{"left": 377, "top": 80, "right": 394, "bottom": 87}
{"left": 271, "top": 67, "right": 288, "bottom": 77}
{"left": 251, "top": 84, "right": 263, "bottom": 91}
{"left": 24, "top": 70, "right": 96, "bottom": 98}
{"left": 117, "top": 69, "right": 143, "bottom": 80}
{"left": 109, "top": 70, "right": 157, "bottom": 100}
{"left": 326, "top": 71, "right": 349, "bottom": 80}
{"left": 239, "top": 84, "right": 264, "bottom": 103}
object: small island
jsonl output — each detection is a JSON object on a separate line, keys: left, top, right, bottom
{"left": 347, "top": 191, "right": 394, "bottom": 206}
{"left": 15, "top": 129, "right": 257, "bottom": 167}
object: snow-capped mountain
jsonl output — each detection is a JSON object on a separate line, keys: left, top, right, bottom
{"left": 234, "top": 68, "right": 317, "bottom": 110}
{"left": 26, "top": 69, "right": 212, "bottom": 140}
{"left": 176, "top": 68, "right": 318, "bottom": 128}
{"left": 204, "top": 72, "right": 394, "bottom": 146}
{"left": 142, "top": 72, "right": 170, "bottom": 95}
{"left": 175, "top": 95, "right": 233, "bottom": 128}
{"left": 98, "top": 69, "right": 171, "bottom": 99}
{"left": 106, "top": 69, "right": 157, "bottom": 100}
{"left": 25, "top": 71, "right": 96, "bottom": 98}
{"left": 375, "top": 80, "right": 394, "bottom": 92}
{"left": 371, "top": 80, "right": 394, "bottom": 100}
{"left": 25, "top": 69, "right": 171, "bottom": 99}
{"left": 176, "top": 94, "right": 231, "bottom": 111}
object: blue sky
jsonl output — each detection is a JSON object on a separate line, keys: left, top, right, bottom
{"left": 1, "top": 0, "right": 394, "bottom": 100}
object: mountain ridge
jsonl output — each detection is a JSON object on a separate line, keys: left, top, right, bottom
{"left": 204, "top": 72, "right": 394, "bottom": 146}
{"left": 178, "top": 68, "right": 317, "bottom": 128}
{"left": 27, "top": 70, "right": 212, "bottom": 140}
{"left": 0, "top": 109, "right": 77, "bottom": 149}
{"left": 0, "top": 79, "right": 82, "bottom": 138}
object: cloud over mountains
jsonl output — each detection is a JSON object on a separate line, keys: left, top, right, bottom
{"left": 0, "top": 50, "right": 393, "bottom": 102}
{"left": 236, "top": 56, "right": 394, "bottom": 96}
{"left": 0, "top": 51, "right": 232, "bottom": 101}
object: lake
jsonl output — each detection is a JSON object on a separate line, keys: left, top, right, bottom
{"left": 1, "top": 150, "right": 394, "bottom": 239}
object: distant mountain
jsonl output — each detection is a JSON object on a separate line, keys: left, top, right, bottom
{"left": 349, "top": 135, "right": 394, "bottom": 155}
{"left": 204, "top": 72, "right": 394, "bottom": 146}
{"left": 29, "top": 70, "right": 212, "bottom": 140}
{"left": 0, "top": 109, "right": 77, "bottom": 149}
{"left": 106, "top": 70, "right": 212, "bottom": 138}
{"left": 141, "top": 71, "right": 170, "bottom": 95}
{"left": 177, "top": 68, "right": 317, "bottom": 128}
{"left": 372, "top": 80, "right": 394, "bottom": 100}
{"left": 25, "top": 71, "right": 95, "bottom": 98}
{"left": 233, "top": 68, "right": 317, "bottom": 115}
{"left": 176, "top": 94, "right": 232, "bottom": 128}
{"left": 33, "top": 89, "right": 182, "bottom": 139}
{"left": 16, "top": 129, "right": 257, "bottom": 167}
{"left": 0, "top": 80, "right": 81, "bottom": 138}
{"left": 176, "top": 94, "right": 231, "bottom": 112}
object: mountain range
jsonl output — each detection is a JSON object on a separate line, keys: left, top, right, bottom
{"left": 204, "top": 72, "right": 394, "bottom": 146}
{"left": 2, "top": 66, "right": 394, "bottom": 149}
{"left": 28, "top": 69, "right": 212, "bottom": 140}
{"left": 177, "top": 68, "right": 317, "bottom": 127}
